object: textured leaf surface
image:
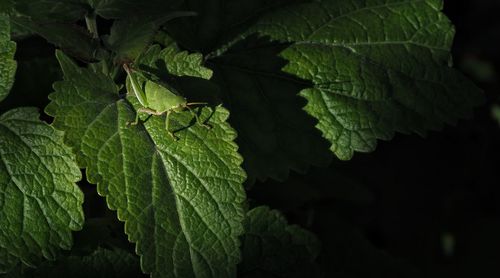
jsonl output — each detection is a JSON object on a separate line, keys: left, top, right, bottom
{"left": 105, "top": 12, "right": 202, "bottom": 62}
{"left": 165, "top": 0, "right": 304, "bottom": 53}
{"left": 250, "top": 0, "right": 483, "bottom": 159}
{"left": 209, "top": 36, "right": 331, "bottom": 184}
{"left": 0, "top": 13, "right": 16, "bottom": 103}
{"left": 133, "top": 45, "right": 213, "bottom": 81}
{"left": 0, "top": 107, "right": 84, "bottom": 272}
{"left": 11, "top": 17, "right": 101, "bottom": 62}
{"left": 239, "top": 206, "right": 321, "bottom": 278}
{"left": 46, "top": 50, "right": 246, "bottom": 278}
{"left": 21, "top": 247, "right": 143, "bottom": 278}
{"left": 105, "top": 18, "right": 159, "bottom": 62}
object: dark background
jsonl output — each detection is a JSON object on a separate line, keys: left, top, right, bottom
{"left": 252, "top": 0, "right": 500, "bottom": 277}
{"left": 2, "top": 0, "right": 499, "bottom": 277}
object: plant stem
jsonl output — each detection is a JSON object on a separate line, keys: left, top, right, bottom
{"left": 85, "top": 12, "right": 99, "bottom": 39}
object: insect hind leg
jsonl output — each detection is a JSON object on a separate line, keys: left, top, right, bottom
{"left": 186, "top": 105, "right": 211, "bottom": 129}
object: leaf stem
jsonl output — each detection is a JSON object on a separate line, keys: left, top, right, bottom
{"left": 85, "top": 12, "right": 99, "bottom": 39}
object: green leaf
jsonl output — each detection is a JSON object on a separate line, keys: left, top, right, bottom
{"left": 492, "top": 105, "right": 500, "bottom": 126}
{"left": 12, "top": 17, "right": 101, "bottom": 62}
{"left": 0, "top": 13, "right": 16, "bottom": 103}
{"left": 164, "top": 0, "right": 304, "bottom": 52}
{"left": 3, "top": 246, "right": 144, "bottom": 278}
{"left": 105, "top": 17, "right": 159, "bottom": 62}
{"left": 135, "top": 45, "right": 213, "bottom": 80}
{"left": 249, "top": 0, "right": 483, "bottom": 160}
{"left": 0, "top": 107, "right": 84, "bottom": 273}
{"left": 13, "top": 0, "right": 88, "bottom": 21}
{"left": 0, "top": 1, "right": 14, "bottom": 13}
{"left": 239, "top": 206, "right": 321, "bottom": 278}
{"left": 106, "top": 14, "right": 199, "bottom": 63}
{"left": 25, "top": 247, "right": 143, "bottom": 278}
{"left": 89, "top": 0, "right": 183, "bottom": 19}
{"left": 46, "top": 50, "right": 247, "bottom": 277}
{"left": 10, "top": 19, "right": 34, "bottom": 40}
{"left": 208, "top": 36, "right": 331, "bottom": 184}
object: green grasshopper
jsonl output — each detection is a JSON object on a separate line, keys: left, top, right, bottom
{"left": 123, "top": 63, "right": 210, "bottom": 140}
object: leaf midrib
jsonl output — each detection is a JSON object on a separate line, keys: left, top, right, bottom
{"left": 0, "top": 123, "right": 56, "bottom": 195}
{"left": 289, "top": 42, "right": 459, "bottom": 123}
{"left": 115, "top": 99, "right": 229, "bottom": 277}
{"left": 294, "top": 40, "right": 449, "bottom": 52}
{"left": 307, "top": 0, "right": 431, "bottom": 40}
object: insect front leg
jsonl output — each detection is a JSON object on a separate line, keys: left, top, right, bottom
{"left": 127, "top": 108, "right": 156, "bottom": 126}
{"left": 165, "top": 110, "right": 179, "bottom": 141}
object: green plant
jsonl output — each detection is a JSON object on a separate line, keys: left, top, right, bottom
{"left": 0, "top": 0, "right": 482, "bottom": 277}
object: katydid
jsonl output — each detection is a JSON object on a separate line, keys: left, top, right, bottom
{"left": 123, "top": 63, "right": 210, "bottom": 140}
